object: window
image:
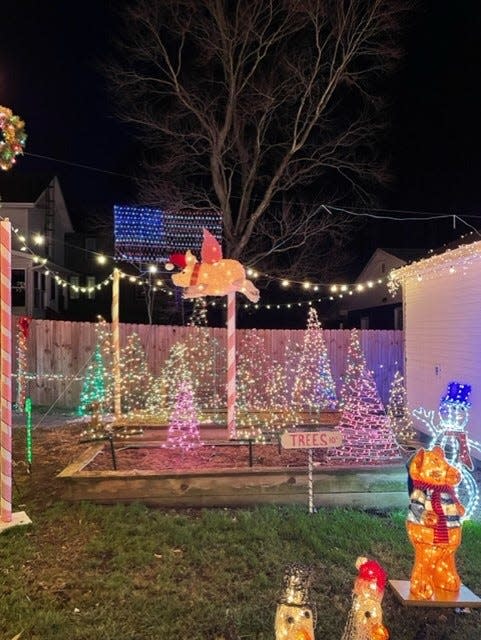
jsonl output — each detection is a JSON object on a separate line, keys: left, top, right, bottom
{"left": 11, "top": 269, "right": 26, "bottom": 306}
{"left": 360, "top": 316, "right": 370, "bottom": 329}
{"left": 381, "top": 262, "right": 386, "bottom": 274}
{"left": 70, "top": 276, "right": 80, "bottom": 300}
{"left": 50, "top": 277, "right": 56, "bottom": 301}
{"left": 33, "top": 271, "right": 44, "bottom": 309}
{"left": 86, "top": 276, "right": 96, "bottom": 300}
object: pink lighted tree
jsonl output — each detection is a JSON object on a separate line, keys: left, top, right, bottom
{"left": 327, "top": 329, "right": 401, "bottom": 464}
{"left": 164, "top": 380, "right": 202, "bottom": 451}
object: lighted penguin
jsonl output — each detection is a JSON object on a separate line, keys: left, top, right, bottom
{"left": 275, "top": 564, "right": 316, "bottom": 640}
{"left": 167, "top": 228, "right": 260, "bottom": 302}
{"left": 341, "top": 557, "right": 389, "bottom": 640}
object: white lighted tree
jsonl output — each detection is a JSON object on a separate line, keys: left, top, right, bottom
{"left": 327, "top": 329, "right": 401, "bottom": 464}
{"left": 292, "top": 307, "right": 337, "bottom": 412}
{"left": 386, "top": 371, "right": 417, "bottom": 445}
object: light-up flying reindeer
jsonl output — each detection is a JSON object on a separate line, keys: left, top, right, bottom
{"left": 412, "top": 382, "right": 480, "bottom": 520}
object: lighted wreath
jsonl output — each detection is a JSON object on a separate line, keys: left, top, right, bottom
{"left": 0, "top": 106, "right": 27, "bottom": 171}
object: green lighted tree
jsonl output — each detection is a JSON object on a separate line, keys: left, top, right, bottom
{"left": 77, "top": 345, "right": 107, "bottom": 416}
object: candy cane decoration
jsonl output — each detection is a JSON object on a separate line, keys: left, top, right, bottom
{"left": 111, "top": 267, "right": 121, "bottom": 418}
{"left": 1, "top": 219, "right": 12, "bottom": 523}
{"left": 308, "top": 448, "right": 314, "bottom": 514}
{"left": 227, "top": 292, "right": 236, "bottom": 439}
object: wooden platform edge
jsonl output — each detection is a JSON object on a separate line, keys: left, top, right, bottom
{"left": 389, "top": 580, "right": 481, "bottom": 608}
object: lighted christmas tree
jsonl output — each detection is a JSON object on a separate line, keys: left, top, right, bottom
{"left": 120, "top": 333, "right": 153, "bottom": 415}
{"left": 339, "top": 328, "right": 365, "bottom": 407}
{"left": 326, "top": 329, "right": 401, "bottom": 464}
{"left": 291, "top": 307, "right": 338, "bottom": 412}
{"left": 77, "top": 345, "right": 107, "bottom": 417}
{"left": 237, "top": 330, "right": 271, "bottom": 437}
{"left": 188, "top": 297, "right": 208, "bottom": 327}
{"left": 386, "top": 371, "right": 417, "bottom": 445}
{"left": 263, "top": 362, "right": 296, "bottom": 433}
{"left": 145, "top": 329, "right": 225, "bottom": 422}
{"left": 164, "top": 380, "right": 202, "bottom": 451}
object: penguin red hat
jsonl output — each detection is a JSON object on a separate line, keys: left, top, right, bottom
{"left": 355, "top": 556, "right": 387, "bottom": 593}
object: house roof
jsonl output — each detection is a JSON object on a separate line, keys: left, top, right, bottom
{"left": 390, "top": 239, "right": 481, "bottom": 288}
{"left": 379, "top": 248, "right": 427, "bottom": 263}
{"left": 0, "top": 172, "right": 55, "bottom": 203}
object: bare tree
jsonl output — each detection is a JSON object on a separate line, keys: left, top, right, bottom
{"left": 107, "top": 0, "right": 409, "bottom": 277}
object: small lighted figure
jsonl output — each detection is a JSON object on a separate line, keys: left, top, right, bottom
{"left": 167, "top": 228, "right": 260, "bottom": 302}
{"left": 275, "top": 564, "right": 316, "bottom": 640}
{"left": 406, "top": 446, "right": 465, "bottom": 600}
{"left": 412, "top": 382, "right": 480, "bottom": 519}
{"left": 341, "top": 557, "right": 389, "bottom": 640}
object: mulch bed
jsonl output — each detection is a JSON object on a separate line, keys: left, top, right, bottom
{"left": 85, "top": 443, "right": 314, "bottom": 471}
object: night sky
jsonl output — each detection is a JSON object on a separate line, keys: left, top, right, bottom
{"left": 2, "top": 0, "right": 481, "bottom": 269}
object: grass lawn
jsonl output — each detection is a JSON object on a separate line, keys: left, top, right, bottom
{"left": 1, "top": 426, "right": 481, "bottom": 639}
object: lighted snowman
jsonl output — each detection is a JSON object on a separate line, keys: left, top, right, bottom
{"left": 413, "top": 381, "right": 480, "bottom": 520}
{"left": 275, "top": 564, "right": 316, "bottom": 640}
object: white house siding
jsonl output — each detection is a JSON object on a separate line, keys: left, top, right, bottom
{"left": 404, "top": 266, "right": 481, "bottom": 455}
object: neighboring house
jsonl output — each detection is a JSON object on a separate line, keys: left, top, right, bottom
{"left": 64, "top": 230, "right": 113, "bottom": 322}
{"left": 0, "top": 174, "right": 75, "bottom": 318}
{"left": 339, "top": 248, "right": 425, "bottom": 329}
{"left": 391, "top": 240, "right": 481, "bottom": 457}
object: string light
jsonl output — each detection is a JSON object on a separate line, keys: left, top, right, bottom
{"left": 389, "top": 239, "right": 481, "bottom": 293}
{"left": 5, "top": 218, "right": 400, "bottom": 307}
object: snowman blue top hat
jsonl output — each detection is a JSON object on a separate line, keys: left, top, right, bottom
{"left": 440, "top": 381, "right": 471, "bottom": 407}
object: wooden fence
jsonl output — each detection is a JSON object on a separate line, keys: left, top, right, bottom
{"left": 15, "top": 320, "right": 404, "bottom": 409}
